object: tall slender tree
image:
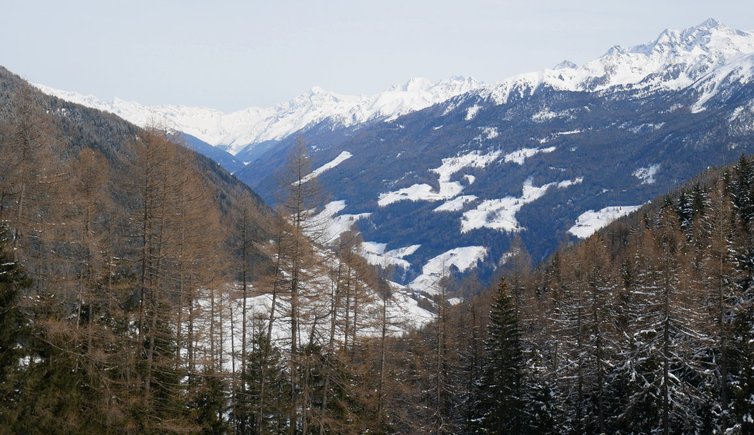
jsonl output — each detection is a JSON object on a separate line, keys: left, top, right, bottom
{"left": 471, "top": 277, "right": 525, "bottom": 434}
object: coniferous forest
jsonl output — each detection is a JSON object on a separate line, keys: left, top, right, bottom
{"left": 1, "top": 70, "right": 754, "bottom": 435}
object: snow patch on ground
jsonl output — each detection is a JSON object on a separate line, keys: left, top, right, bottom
{"left": 537, "top": 129, "right": 585, "bottom": 144}
{"left": 214, "top": 279, "right": 436, "bottom": 373}
{"left": 409, "top": 247, "right": 488, "bottom": 294}
{"left": 498, "top": 252, "right": 514, "bottom": 266}
{"left": 555, "top": 129, "right": 582, "bottom": 136}
{"left": 378, "top": 150, "right": 500, "bottom": 206}
{"left": 531, "top": 107, "right": 578, "bottom": 123}
{"left": 434, "top": 195, "right": 478, "bottom": 212}
{"left": 360, "top": 242, "right": 421, "bottom": 270}
{"left": 730, "top": 106, "right": 746, "bottom": 121}
{"left": 633, "top": 164, "right": 660, "bottom": 184}
{"left": 532, "top": 108, "right": 561, "bottom": 122}
{"left": 503, "top": 146, "right": 556, "bottom": 165}
{"left": 480, "top": 127, "right": 499, "bottom": 139}
{"left": 625, "top": 122, "right": 665, "bottom": 133}
{"left": 557, "top": 177, "right": 584, "bottom": 189}
{"left": 382, "top": 283, "right": 436, "bottom": 330}
{"left": 461, "top": 177, "right": 582, "bottom": 233}
{"left": 568, "top": 205, "right": 643, "bottom": 239}
{"left": 312, "top": 200, "right": 371, "bottom": 243}
{"left": 465, "top": 105, "right": 481, "bottom": 120}
{"left": 301, "top": 151, "right": 352, "bottom": 183}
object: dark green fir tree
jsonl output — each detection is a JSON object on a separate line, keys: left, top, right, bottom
{"left": 470, "top": 277, "right": 525, "bottom": 434}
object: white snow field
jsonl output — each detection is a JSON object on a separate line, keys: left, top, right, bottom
{"left": 360, "top": 242, "right": 421, "bottom": 270}
{"left": 568, "top": 205, "right": 643, "bottom": 239}
{"left": 434, "top": 195, "right": 479, "bottom": 212}
{"left": 503, "top": 146, "right": 556, "bottom": 165}
{"left": 633, "top": 164, "right": 660, "bottom": 185}
{"left": 378, "top": 150, "right": 500, "bottom": 206}
{"left": 461, "top": 178, "right": 582, "bottom": 233}
{"left": 409, "top": 246, "right": 488, "bottom": 294}
{"left": 301, "top": 151, "right": 352, "bottom": 183}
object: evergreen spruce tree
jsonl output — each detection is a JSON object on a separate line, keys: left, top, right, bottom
{"left": 627, "top": 207, "right": 710, "bottom": 433}
{"left": 237, "top": 332, "right": 290, "bottom": 434}
{"left": 471, "top": 277, "right": 525, "bottom": 434}
{"left": 191, "top": 369, "right": 229, "bottom": 435}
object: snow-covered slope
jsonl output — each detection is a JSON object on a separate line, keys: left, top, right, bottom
{"left": 35, "top": 76, "right": 483, "bottom": 155}
{"left": 568, "top": 205, "right": 643, "bottom": 239}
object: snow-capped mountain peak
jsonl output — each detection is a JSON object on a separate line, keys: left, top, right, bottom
{"left": 635, "top": 18, "right": 750, "bottom": 57}
{"left": 479, "top": 19, "right": 754, "bottom": 106}
{"left": 36, "top": 75, "right": 483, "bottom": 155}
{"left": 553, "top": 60, "right": 578, "bottom": 70}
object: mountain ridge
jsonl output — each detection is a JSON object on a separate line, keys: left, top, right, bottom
{"left": 35, "top": 75, "right": 484, "bottom": 155}
{"left": 34, "top": 19, "right": 754, "bottom": 159}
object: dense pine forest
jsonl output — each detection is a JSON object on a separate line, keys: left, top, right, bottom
{"left": 1, "top": 67, "right": 754, "bottom": 434}
{"left": 440, "top": 160, "right": 754, "bottom": 434}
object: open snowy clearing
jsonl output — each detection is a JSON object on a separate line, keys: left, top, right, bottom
{"left": 301, "top": 151, "right": 352, "bottom": 183}
{"left": 434, "top": 195, "right": 478, "bottom": 212}
{"left": 633, "top": 164, "right": 660, "bottom": 184}
{"left": 409, "top": 246, "right": 488, "bottom": 294}
{"left": 360, "top": 242, "right": 421, "bottom": 270}
{"left": 503, "top": 146, "right": 556, "bottom": 165}
{"left": 461, "top": 178, "right": 582, "bottom": 233}
{"left": 567, "top": 205, "right": 642, "bottom": 238}
{"left": 378, "top": 150, "right": 500, "bottom": 206}
{"left": 310, "top": 200, "right": 371, "bottom": 244}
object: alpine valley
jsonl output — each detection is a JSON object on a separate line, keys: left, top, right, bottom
{"left": 39, "top": 19, "right": 754, "bottom": 295}
{"left": 7, "top": 11, "right": 754, "bottom": 433}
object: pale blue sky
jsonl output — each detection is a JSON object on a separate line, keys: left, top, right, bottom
{"left": 2, "top": 0, "right": 753, "bottom": 111}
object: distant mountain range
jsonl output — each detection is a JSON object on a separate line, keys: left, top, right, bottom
{"left": 38, "top": 19, "right": 754, "bottom": 295}
{"left": 36, "top": 76, "right": 483, "bottom": 157}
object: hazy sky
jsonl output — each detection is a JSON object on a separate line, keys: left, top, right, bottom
{"left": 2, "top": 0, "right": 753, "bottom": 111}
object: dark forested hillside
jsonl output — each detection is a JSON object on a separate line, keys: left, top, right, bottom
{"left": 0, "top": 66, "right": 281, "bottom": 432}
{"left": 0, "top": 67, "right": 429, "bottom": 434}
{"left": 393, "top": 156, "right": 754, "bottom": 433}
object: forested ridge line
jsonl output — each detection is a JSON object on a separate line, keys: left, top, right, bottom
{"left": 428, "top": 156, "right": 754, "bottom": 434}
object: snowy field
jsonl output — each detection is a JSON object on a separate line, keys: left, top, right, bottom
{"left": 195, "top": 279, "right": 436, "bottom": 373}
{"left": 461, "top": 178, "right": 582, "bottom": 233}
{"left": 568, "top": 205, "right": 642, "bottom": 239}
{"left": 301, "top": 151, "right": 352, "bottom": 183}
{"left": 409, "top": 246, "right": 488, "bottom": 294}
{"left": 378, "top": 150, "right": 500, "bottom": 206}
{"left": 503, "top": 146, "right": 556, "bottom": 165}
{"left": 360, "top": 241, "right": 421, "bottom": 270}
{"left": 633, "top": 164, "right": 660, "bottom": 185}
